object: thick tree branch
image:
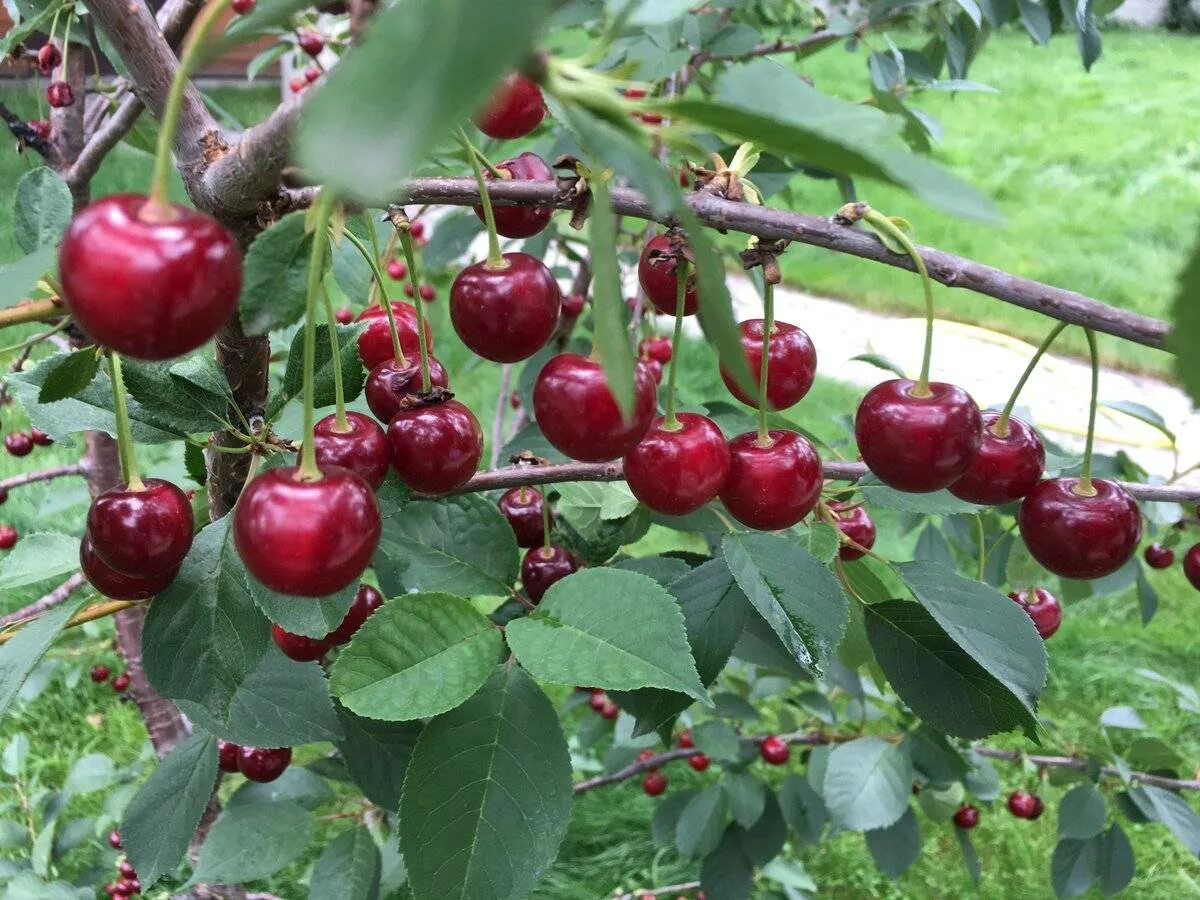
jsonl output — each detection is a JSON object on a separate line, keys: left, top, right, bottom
{"left": 0, "top": 299, "right": 63, "bottom": 329}
{"left": 0, "top": 101, "right": 55, "bottom": 160}
{"left": 196, "top": 99, "right": 303, "bottom": 218}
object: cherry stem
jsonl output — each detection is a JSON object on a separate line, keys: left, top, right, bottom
{"left": 398, "top": 228, "right": 432, "bottom": 393}
{"left": 57, "top": 8, "right": 73, "bottom": 80}
{"left": 541, "top": 486, "right": 551, "bottom": 550}
{"left": 107, "top": 352, "right": 144, "bottom": 492}
{"left": 470, "top": 144, "right": 506, "bottom": 179}
{"left": 457, "top": 127, "right": 506, "bottom": 269}
{"left": 1078, "top": 327, "right": 1100, "bottom": 496}
{"left": 299, "top": 190, "right": 336, "bottom": 482}
{"left": 319, "top": 284, "right": 349, "bottom": 431}
{"left": 755, "top": 279, "right": 774, "bottom": 446}
{"left": 661, "top": 258, "right": 690, "bottom": 431}
{"left": 995, "top": 321, "right": 1067, "bottom": 436}
{"left": 341, "top": 225, "right": 406, "bottom": 365}
{"left": 863, "top": 209, "right": 934, "bottom": 395}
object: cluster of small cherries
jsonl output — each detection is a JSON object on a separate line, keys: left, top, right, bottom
{"left": 950, "top": 788, "right": 1046, "bottom": 834}
{"left": 287, "top": 29, "right": 327, "bottom": 95}
{"left": 100, "top": 832, "right": 142, "bottom": 897}
{"left": 0, "top": 427, "right": 53, "bottom": 553}
{"left": 89, "top": 663, "right": 132, "bottom": 693}
{"left": 640, "top": 729, "right": 790, "bottom": 798}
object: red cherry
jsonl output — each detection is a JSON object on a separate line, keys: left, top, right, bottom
{"left": 1008, "top": 587, "right": 1063, "bottom": 639}
{"left": 688, "top": 753, "right": 711, "bottom": 772}
{"left": 719, "top": 431, "right": 821, "bottom": 530}
{"left": 637, "top": 748, "right": 658, "bottom": 766}
{"left": 313, "top": 412, "right": 389, "bottom": 491}
{"left": 271, "top": 624, "right": 331, "bottom": 662}
{"left": 759, "top": 735, "right": 789, "bottom": 765}
{"left": 118, "top": 860, "right": 137, "bottom": 879}
{"left": 639, "top": 112, "right": 664, "bottom": 125}
{"left": 109, "top": 831, "right": 122, "bottom": 849}
{"left": 1184, "top": 544, "right": 1200, "bottom": 590}
{"left": 90, "top": 664, "right": 111, "bottom": 683}
{"left": 1144, "top": 543, "right": 1175, "bottom": 569}
{"left": 325, "top": 584, "right": 385, "bottom": 646}
{"left": 233, "top": 466, "right": 381, "bottom": 596}
{"left": 473, "top": 152, "right": 555, "bottom": 238}
{"left": 0, "top": 526, "right": 17, "bottom": 550}
{"left": 410, "top": 221, "right": 426, "bottom": 240}
{"left": 450, "top": 252, "right": 561, "bottom": 363}
{"left": 600, "top": 699, "right": 619, "bottom": 719}
{"left": 37, "top": 43, "right": 60, "bottom": 75}
{"left": 59, "top": 195, "right": 242, "bottom": 360}
{"left": 643, "top": 771, "right": 668, "bottom": 796}
{"left": 364, "top": 355, "right": 450, "bottom": 423}
{"left": 638, "top": 337, "right": 673, "bottom": 364}
{"left": 5, "top": 433, "right": 33, "bottom": 456}
{"left": 217, "top": 740, "right": 241, "bottom": 773}
{"left": 637, "top": 235, "right": 698, "bottom": 316}
{"left": 298, "top": 31, "right": 324, "bottom": 56}
{"left": 1018, "top": 478, "right": 1141, "bottom": 579}
{"left": 533, "top": 354, "right": 657, "bottom": 462}
{"left": 588, "top": 690, "right": 608, "bottom": 712}
{"left": 644, "top": 359, "right": 663, "bottom": 384}
{"left": 237, "top": 746, "right": 292, "bottom": 783}
{"left": 855, "top": 379, "right": 982, "bottom": 493}
{"left": 949, "top": 414, "right": 1044, "bottom": 504}
{"left": 510, "top": 391, "right": 521, "bottom": 410}
{"left": 1029, "top": 796, "right": 1045, "bottom": 820}
{"left": 677, "top": 730, "right": 694, "bottom": 749}
{"left": 354, "top": 302, "right": 434, "bottom": 369}
{"left": 475, "top": 72, "right": 545, "bottom": 139}
{"left": 624, "top": 86, "right": 648, "bottom": 99}
{"left": 624, "top": 414, "right": 730, "bottom": 516}
{"left": 386, "top": 259, "right": 407, "bottom": 280}
{"left": 117, "top": 878, "right": 141, "bottom": 895}
{"left": 829, "top": 501, "right": 876, "bottom": 561}
{"left": 112, "top": 672, "right": 131, "bottom": 692}
{"left": 521, "top": 544, "right": 578, "bottom": 603}
{"left": 953, "top": 804, "right": 981, "bottom": 830}
{"left": 387, "top": 397, "right": 483, "bottom": 494}
{"left": 1007, "top": 789, "right": 1041, "bottom": 819}
{"left": 419, "top": 284, "right": 436, "bottom": 302}
{"left": 334, "top": 306, "right": 353, "bottom": 325}
{"left": 28, "top": 119, "right": 51, "bottom": 141}
{"left": 231, "top": 0, "right": 254, "bottom": 13}
{"left": 303, "top": 65, "right": 321, "bottom": 84}
{"left": 720, "top": 319, "right": 816, "bottom": 411}
{"left": 80, "top": 535, "right": 178, "bottom": 599}
{"left": 499, "top": 487, "right": 550, "bottom": 547}
{"left": 87, "top": 479, "right": 194, "bottom": 576}
{"left": 29, "top": 427, "right": 52, "bottom": 446}
{"left": 47, "top": 80, "right": 73, "bottom": 107}
{"left": 561, "top": 294, "right": 585, "bottom": 318}
{"left": 403, "top": 283, "right": 415, "bottom": 298}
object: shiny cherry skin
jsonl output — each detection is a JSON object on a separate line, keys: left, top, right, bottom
{"left": 47, "top": 81, "right": 73, "bottom": 107}
{"left": 387, "top": 398, "right": 483, "bottom": 494}
{"left": 313, "top": 412, "right": 389, "bottom": 491}
{"left": 325, "top": 584, "right": 385, "bottom": 645}
{"left": 639, "top": 337, "right": 673, "bottom": 364}
{"left": 637, "top": 235, "right": 698, "bottom": 315}
{"left": 475, "top": 72, "right": 545, "bottom": 139}
{"left": 237, "top": 746, "right": 292, "bottom": 783}
{"left": 719, "top": 431, "right": 822, "bottom": 531}
{"left": 0, "top": 525, "right": 17, "bottom": 549}
{"left": 111, "top": 672, "right": 131, "bottom": 693}
{"left": 59, "top": 195, "right": 242, "bottom": 360}
{"left": 80, "top": 535, "right": 178, "bottom": 599}
{"left": 643, "top": 771, "right": 668, "bottom": 796}
{"left": 624, "top": 414, "right": 731, "bottom": 516}
{"left": 1018, "top": 478, "right": 1141, "bottom": 579}
{"left": 829, "top": 501, "right": 876, "bottom": 561}
{"left": 688, "top": 753, "right": 711, "bottom": 772}
{"left": 949, "top": 414, "right": 1044, "bottom": 505}
{"left": 5, "top": 433, "right": 33, "bottom": 456}
{"left": 90, "top": 664, "right": 111, "bottom": 683}
{"left": 1183, "top": 544, "right": 1200, "bottom": 590}
{"left": 533, "top": 354, "right": 658, "bottom": 462}
{"left": 499, "top": 487, "right": 550, "bottom": 547}
{"left": 298, "top": 31, "right": 324, "bottom": 56}
{"left": 354, "top": 302, "right": 434, "bottom": 370}
{"left": 37, "top": 43, "right": 61, "bottom": 75}
{"left": 474, "top": 153, "right": 555, "bottom": 237}
{"left": 30, "top": 427, "right": 52, "bottom": 446}
{"left": 271, "top": 624, "right": 331, "bottom": 662}
{"left": 217, "top": 740, "right": 241, "bottom": 773}
{"left": 1144, "top": 543, "right": 1175, "bottom": 569}
{"left": 364, "top": 355, "right": 450, "bottom": 423}
{"left": 233, "top": 465, "right": 381, "bottom": 596}
{"left": 1008, "top": 587, "right": 1063, "bottom": 639}
{"left": 953, "top": 805, "right": 981, "bottom": 830}
{"left": 451, "top": 252, "right": 561, "bottom": 363}
{"left": 721, "top": 319, "right": 817, "bottom": 411}
{"left": 521, "top": 545, "right": 578, "bottom": 603}
{"left": 87, "top": 478, "right": 194, "bottom": 576}
{"left": 760, "top": 735, "right": 790, "bottom": 765}
{"left": 855, "top": 379, "right": 982, "bottom": 493}
{"left": 561, "top": 294, "right": 585, "bottom": 318}
{"left": 1007, "top": 790, "right": 1041, "bottom": 819}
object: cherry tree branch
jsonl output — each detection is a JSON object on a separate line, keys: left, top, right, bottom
{"left": 0, "top": 573, "right": 87, "bottom": 629}
{"left": 0, "top": 463, "right": 88, "bottom": 493}
{"left": 690, "top": 30, "right": 846, "bottom": 65}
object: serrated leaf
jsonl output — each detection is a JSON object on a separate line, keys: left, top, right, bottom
{"left": 268, "top": 320, "right": 368, "bottom": 419}
{"left": 1101, "top": 399, "right": 1175, "bottom": 444}
{"left": 190, "top": 800, "right": 314, "bottom": 886}
{"left": 36, "top": 348, "right": 100, "bottom": 404}
{"left": 693, "top": 720, "right": 740, "bottom": 762}
{"left": 1052, "top": 836, "right": 1101, "bottom": 898}
{"left": 723, "top": 773, "right": 767, "bottom": 828}
{"left": 1134, "top": 785, "right": 1200, "bottom": 856}
{"left": 63, "top": 753, "right": 116, "bottom": 795}
{"left": 1059, "top": 784, "right": 1107, "bottom": 839}
{"left": 611, "top": 555, "right": 693, "bottom": 586}
{"left": 677, "top": 786, "right": 729, "bottom": 859}
{"left": 700, "top": 828, "right": 754, "bottom": 900}
{"left": 335, "top": 703, "right": 421, "bottom": 811}
{"left": 866, "top": 807, "right": 921, "bottom": 878}
{"left": 557, "top": 482, "right": 639, "bottom": 532}
{"left": 13, "top": 168, "right": 72, "bottom": 253}
{"left": 859, "top": 481, "right": 983, "bottom": 515}
{"left": 850, "top": 354, "right": 907, "bottom": 379}
{"left": 122, "top": 358, "right": 232, "bottom": 434}
{"left": 227, "top": 766, "right": 335, "bottom": 811}
{"left": 310, "top": 826, "right": 381, "bottom": 900}
{"left": 780, "top": 774, "right": 827, "bottom": 845}
{"left": 0, "top": 590, "right": 89, "bottom": 722}
{"left": 239, "top": 212, "right": 313, "bottom": 336}
{"left": 248, "top": 577, "right": 357, "bottom": 639}
{"left": 822, "top": 737, "right": 914, "bottom": 832}
{"left": 0, "top": 532, "right": 80, "bottom": 590}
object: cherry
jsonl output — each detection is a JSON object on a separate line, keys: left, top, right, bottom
{"left": 643, "top": 771, "right": 668, "bottom": 796}
{"left": 720, "top": 319, "right": 817, "bottom": 411}
{"left": 855, "top": 379, "right": 982, "bottom": 493}
{"left": 953, "top": 804, "right": 981, "bottom": 830}
{"left": 1144, "top": 543, "right": 1175, "bottom": 569}
{"left": 410, "top": 221, "right": 426, "bottom": 240}
{"left": 719, "top": 431, "right": 822, "bottom": 531}
{"left": 109, "top": 831, "right": 122, "bottom": 849}
{"left": 271, "top": 624, "right": 331, "bottom": 662}
{"left": 688, "top": 753, "right": 711, "bottom": 772}
{"left": 5, "top": 432, "right": 33, "bottom": 456}
{"left": 474, "top": 152, "right": 555, "bottom": 238}
{"left": 637, "top": 748, "right": 658, "bottom": 767}
{"left": 47, "top": 81, "right": 73, "bottom": 107}
{"left": 386, "top": 259, "right": 407, "bottom": 280}
{"left": 521, "top": 545, "right": 578, "bottom": 603}
{"left": 117, "top": 878, "right": 141, "bottom": 895}
{"left": 677, "top": 730, "right": 694, "bottom": 749}
{"left": 475, "top": 72, "right": 545, "bottom": 139}
{"left": 59, "top": 195, "right": 242, "bottom": 360}
{"left": 638, "top": 235, "right": 698, "bottom": 315}
{"left": 387, "top": 396, "right": 483, "bottom": 494}
{"left": 112, "top": 672, "right": 131, "bottom": 692}
{"left": 588, "top": 690, "right": 607, "bottom": 713}
{"left": 326, "top": 584, "right": 385, "bottom": 645}
{"left": 600, "top": 699, "right": 619, "bottom": 719}
{"left": 30, "top": 427, "right": 52, "bottom": 446}
{"left": 450, "top": 252, "right": 561, "bottom": 363}
{"left": 364, "top": 355, "right": 450, "bottom": 423}
{"left": 1007, "top": 790, "right": 1042, "bottom": 820}
{"left": 418, "top": 284, "right": 436, "bottom": 303}
{"left": 624, "top": 87, "right": 648, "bottom": 99}
{"left": 354, "top": 302, "right": 434, "bottom": 370}
{"left": 231, "top": 0, "right": 254, "bottom": 13}
{"left": 28, "top": 119, "right": 51, "bottom": 141}
{"left": 87, "top": 478, "right": 194, "bottom": 576}
{"left": 1184, "top": 544, "right": 1200, "bottom": 590}
{"left": 533, "top": 354, "right": 657, "bottom": 462}
{"left": 759, "top": 735, "right": 790, "bottom": 765}
{"left": 237, "top": 746, "right": 292, "bottom": 783}
{"left": 217, "top": 740, "right": 241, "bottom": 773}
{"left": 829, "top": 501, "right": 876, "bottom": 561}
{"left": 639, "top": 337, "right": 673, "bottom": 365}
{"left": 949, "top": 414, "right": 1044, "bottom": 505}
{"left": 644, "top": 359, "right": 663, "bottom": 384}
{"left": 288, "top": 77, "right": 305, "bottom": 95}
{"left": 118, "top": 860, "right": 137, "bottom": 879}
{"left": 90, "top": 664, "right": 111, "bottom": 683}
{"left": 298, "top": 31, "right": 324, "bottom": 56}
{"left": 37, "top": 43, "right": 60, "bottom": 75}
{"left": 1018, "top": 478, "right": 1141, "bottom": 579}
{"left": 233, "top": 466, "right": 381, "bottom": 596}
{"left": 561, "top": 293, "right": 585, "bottom": 318}
{"left": 624, "top": 414, "right": 731, "bottom": 516}
{"left": 1008, "top": 587, "right": 1062, "bottom": 639}
{"left": 498, "top": 487, "right": 550, "bottom": 547}
{"left": 313, "top": 412, "right": 389, "bottom": 491}
{"left": 81, "top": 535, "right": 178, "bottom": 599}
{"left": 0, "top": 526, "right": 17, "bottom": 550}
{"left": 303, "top": 65, "right": 321, "bottom": 84}
{"left": 334, "top": 306, "right": 354, "bottom": 325}
{"left": 510, "top": 391, "right": 521, "bottom": 409}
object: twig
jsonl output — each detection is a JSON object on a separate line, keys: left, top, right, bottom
{"left": 0, "top": 299, "right": 65, "bottom": 330}
{"left": 0, "top": 573, "right": 87, "bottom": 629}
{"left": 490, "top": 365, "right": 514, "bottom": 469}
{"left": 0, "top": 463, "right": 88, "bottom": 493}
{"left": 0, "top": 599, "right": 141, "bottom": 644}
{"left": 972, "top": 746, "right": 1200, "bottom": 792}
{"left": 0, "top": 101, "right": 55, "bottom": 159}
{"left": 617, "top": 882, "right": 702, "bottom": 900}
{"left": 691, "top": 31, "right": 844, "bottom": 65}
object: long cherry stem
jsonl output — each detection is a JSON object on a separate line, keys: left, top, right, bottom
{"left": 755, "top": 280, "right": 775, "bottom": 446}
{"left": 995, "top": 321, "right": 1068, "bottom": 436}
{"left": 298, "top": 190, "right": 336, "bottom": 481}
{"left": 107, "top": 352, "right": 144, "bottom": 491}
{"left": 660, "top": 259, "right": 690, "bottom": 431}
{"left": 319, "top": 285, "right": 349, "bottom": 431}
{"left": 541, "top": 487, "right": 551, "bottom": 551}
{"left": 457, "top": 127, "right": 505, "bottom": 269}
{"left": 398, "top": 229, "right": 432, "bottom": 392}
{"left": 1077, "top": 328, "right": 1101, "bottom": 496}
{"left": 341, "top": 226, "right": 406, "bottom": 365}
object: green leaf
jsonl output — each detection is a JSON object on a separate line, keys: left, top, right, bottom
{"left": 859, "top": 481, "right": 983, "bottom": 515}
{"left": 63, "top": 753, "right": 116, "bottom": 795}
{"left": 13, "top": 168, "right": 72, "bottom": 253}
{"left": 335, "top": 703, "right": 422, "bottom": 811}
{"left": 239, "top": 212, "right": 313, "bottom": 336}
{"left": 723, "top": 773, "right": 768, "bottom": 829}
{"left": 652, "top": 791, "right": 696, "bottom": 847}
{"left": 268, "top": 321, "right": 368, "bottom": 419}
{"left": 676, "top": 786, "right": 729, "bottom": 859}
{"left": 1133, "top": 785, "right": 1200, "bottom": 856}
{"left": 1098, "top": 823, "right": 1135, "bottom": 896}
{"left": 1101, "top": 400, "right": 1175, "bottom": 445}
{"left": 310, "top": 826, "right": 381, "bottom": 900}
{"left": 1137, "top": 573, "right": 1158, "bottom": 627}
{"left": 0, "top": 533, "right": 80, "bottom": 590}
{"left": 692, "top": 720, "right": 740, "bottom": 762}
{"left": 248, "top": 578, "right": 357, "bottom": 639}
{"left": 611, "top": 555, "right": 693, "bottom": 586}
{"left": 122, "top": 358, "right": 232, "bottom": 434}
{"left": 956, "top": 827, "right": 982, "bottom": 886}
{"left": 223, "top": 0, "right": 313, "bottom": 40}
{"left": 36, "top": 348, "right": 100, "bottom": 404}
{"left": 780, "top": 774, "right": 826, "bottom": 845}
{"left": 506, "top": 568, "right": 709, "bottom": 703}
{"left": 557, "top": 482, "right": 639, "bottom": 532}
{"left": 865, "top": 807, "right": 921, "bottom": 878}
{"left": 190, "top": 800, "right": 314, "bottom": 886}
{"left": 0, "top": 2, "right": 57, "bottom": 58}
{"left": 822, "top": 737, "right": 914, "bottom": 832}
{"left": 850, "top": 352, "right": 908, "bottom": 379}
{"left": 736, "top": 790, "right": 786, "bottom": 866}
{"left": 400, "top": 665, "right": 573, "bottom": 900}
{"left": 246, "top": 42, "right": 288, "bottom": 81}
{"left": 1051, "top": 836, "right": 1101, "bottom": 899}
{"left": 123, "top": 732, "right": 219, "bottom": 888}
{"left": 0, "top": 245, "right": 54, "bottom": 309}
{"left": 1074, "top": 0, "right": 1102, "bottom": 72}
{"left": 1018, "top": 0, "right": 1052, "bottom": 43}
{"left": 227, "top": 766, "right": 335, "bottom": 811}
{"left": 0, "top": 590, "right": 89, "bottom": 722}
{"left": 700, "top": 828, "right": 754, "bottom": 900}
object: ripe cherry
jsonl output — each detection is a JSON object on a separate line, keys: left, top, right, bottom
{"left": 112, "top": 672, "right": 131, "bottom": 693}
{"left": 364, "top": 356, "right": 450, "bottom": 423}
{"left": 1018, "top": 478, "right": 1141, "bottom": 579}
{"left": 678, "top": 730, "right": 694, "bottom": 749}
{"left": 639, "top": 337, "right": 673, "bottom": 365}
{"left": 949, "top": 414, "right": 1044, "bottom": 505}
{"left": 533, "top": 354, "right": 657, "bottom": 462}
{"left": 719, "top": 431, "right": 822, "bottom": 531}
{"left": 288, "top": 77, "right": 305, "bottom": 95}
{"left": 561, "top": 293, "right": 585, "bottom": 318}
{"left": 688, "top": 753, "right": 711, "bottom": 772}
{"left": 474, "top": 152, "right": 555, "bottom": 238}
{"left": 643, "top": 771, "right": 668, "bottom": 796}
{"left": 217, "top": 740, "right": 241, "bottom": 773}
{"left": 521, "top": 545, "right": 578, "bottom": 603}
{"left": 30, "top": 427, "right": 52, "bottom": 446}
{"left": 271, "top": 624, "right": 331, "bottom": 662}
{"left": 499, "top": 487, "right": 550, "bottom": 547}
{"left": 1183, "top": 544, "right": 1200, "bottom": 590}
{"left": 760, "top": 735, "right": 790, "bottom": 765}
{"left": 1008, "top": 587, "right": 1063, "bottom": 639}
{"left": 117, "top": 878, "right": 141, "bottom": 895}
{"left": 644, "top": 359, "right": 663, "bottom": 384}
{"left": 47, "top": 81, "right": 73, "bottom": 107}
{"left": 721, "top": 320, "right": 817, "bottom": 411}
{"left": 510, "top": 391, "right": 521, "bottom": 409}
{"left": 60, "top": 195, "right": 242, "bottom": 360}
{"left": 387, "top": 395, "right": 483, "bottom": 494}
{"left": 0, "top": 526, "right": 17, "bottom": 550}
{"left": 37, "top": 43, "right": 60, "bottom": 75}
{"left": 333, "top": 307, "right": 354, "bottom": 326}
{"left": 81, "top": 535, "right": 178, "bottom": 599}
{"left": 313, "top": 412, "right": 389, "bottom": 491}
{"left": 855, "top": 379, "right": 982, "bottom": 493}
{"left": 303, "top": 65, "right": 321, "bottom": 84}
{"left": 637, "top": 748, "right": 658, "bottom": 768}
{"left": 588, "top": 690, "right": 607, "bottom": 713}
{"left": 600, "top": 699, "right": 619, "bottom": 719}
{"left": 90, "top": 665, "right": 111, "bottom": 683}
{"left": 638, "top": 235, "right": 698, "bottom": 315}
{"left": 5, "top": 432, "right": 33, "bottom": 456}
{"left": 953, "top": 805, "right": 981, "bottom": 830}
{"left": 410, "top": 221, "right": 426, "bottom": 240}
{"left": 118, "top": 860, "right": 137, "bottom": 879}
{"left": 109, "top": 831, "right": 122, "bottom": 849}
{"left": 1007, "top": 790, "right": 1042, "bottom": 819}
{"left": 237, "top": 746, "right": 292, "bottom": 783}
{"left": 233, "top": 466, "right": 381, "bottom": 596}
{"left": 231, "top": 0, "right": 254, "bottom": 13}
{"left": 829, "top": 501, "right": 876, "bottom": 561}
{"left": 87, "top": 479, "right": 194, "bottom": 576}
{"left": 1144, "top": 543, "right": 1175, "bottom": 569}
{"left": 451, "top": 252, "right": 561, "bottom": 362}
{"left": 386, "top": 259, "right": 407, "bottom": 280}
{"left": 354, "top": 302, "right": 434, "bottom": 370}
{"left": 624, "top": 414, "right": 731, "bottom": 515}
{"left": 418, "top": 284, "right": 436, "bottom": 303}
{"left": 475, "top": 72, "right": 545, "bottom": 139}
{"left": 298, "top": 31, "right": 324, "bottom": 56}
{"left": 326, "top": 584, "right": 385, "bottom": 646}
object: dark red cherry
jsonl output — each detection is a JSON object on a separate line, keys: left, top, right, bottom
{"left": 637, "top": 235, "right": 698, "bottom": 316}
{"left": 326, "top": 584, "right": 385, "bottom": 646}
{"left": 0, "top": 526, "right": 17, "bottom": 550}
{"left": 677, "top": 729, "right": 694, "bottom": 749}
{"left": 334, "top": 307, "right": 353, "bottom": 326}
{"left": 499, "top": 487, "right": 550, "bottom": 547}
{"left": 117, "top": 878, "right": 141, "bottom": 894}
{"left": 953, "top": 805, "right": 980, "bottom": 830}
{"left": 521, "top": 545, "right": 578, "bottom": 603}
{"left": 450, "top": 252, "right": 561, "bottom": 363}
{"left": 854, "top": 379, "right": 982, "bottom": 493}
{"left": 949, "top": 414, "right": 1044, "bottom": 504}
{"left": 30, "top": 427, "right": 52, "bottom": 446}
{"left": 418, "top": 284, "right": 436, "bottom": 302}
{"left": 59, "top": 195, "right": 242, "bottom": 360}
{"left": 80, "top": 535, "right": 178, "bottom": 599}
{"left": 237, "top": 746, "right": 292, "bottom": 783}
{"left": 760, "top": 735, "right": 790, "bottom": 765}
{"left": 588, "top": 689, "right": 607, "bottom": 712}
{"left": 561, "top": 293, "right": 586, "bottom": 318}
{"left": 90, "top": 664, "right": 111, "bottom": 683}
{"left": 1184, "top": 544, "right": 1200, "bottom": 590}
{"left": 111, "top": 672, "right": 131, "bottom": 693}
{"left": 600, "top": 698, "right": 619, "bottom": 719}
{"left": 1007, "top": 790, "right": 1041, "bottom": 819}
{"left": 624, "top": 414, "right": 730, "bottom": 516}
{"left": 217, "top": 740, "right": 241, "bottom": 773}
{"left": 271, "top": 624, "right": 331, "bottom": 662}
{"left": 354, "top": 302, "right": 434, "bottom": 370}
{"left": 829, "top": 501, "right": 876, "bottom": 561}
{"left": 313, "top": 412, "right": 389, "bottom": 490}
{"left": 719, "top": 431, "right": 822, "bottom": 530}
{"left": 47, "top": 80, "right": 73, "bottom": 107}
{"left": 86, "top": 479, "right": 194, "bottom": 576}
{"left": 1008, "top": 587, "right": 1062, "bottom": 639}
{"left": 231, "top": 0, "right": 254, "bottom": 14}
{"left": 474, "top": 72, "right": 545, "bottom": 139}
{"left": 233, "top": 466, "right": 381, "bottom": 596}
{"left": 5, "top": 433, "right": 33, "bottom": 456}
{"left": 387, "top": 397, "right": 483, "bottom": 495}
{"left": 118, "top": 860, "right": 137, "bottom": 880}
{"left": 533, "top": 354, "right": 658, "bottom": 462}
{"left": 410, "top": 221, "right": 426, "bottom": 240}
{"left": 638, "top": 336, "right": 673, "bottom": 364}
{"left": 298, "top": 31, "right": 324, "bottom": 56}
{"left": 1018, "top": 478, "right": 1141, "bottom": 580}
{"left": 364, "top": 356, "right": 450, "bottom": 424}
{"left": 643, "top": 771, "right": 668, "bottom": 796}
{"left": 37, "top": 43, "right": 60, "bottom": 75}
{"left": 1144, "top": 543, "right": 1174, "bottom": 569}
{"left": 720, "top": 319, "right": 817, "bottom": 411}
{"left": 688, "top": 753, "right": 711, "bottom": 772}
{"left": 474, "top": 153, "right": 555, "bottom": 238}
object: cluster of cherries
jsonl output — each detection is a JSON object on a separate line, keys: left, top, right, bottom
{"left": 0, "top": 427, "right": 53, "bottom": 552}
{"left": 287, "top": 29, "right": 327, "bottom": 95}
{"left": 1143, "top": 538, "right": 1200, "bottom": 593}
{"left": 640, "top": 729, "right": 790, "bottom": 798}
{"left": 217, "top": 738, "right": 293, "bottom": 783}
{"left": 101, "top": 832, "right": 142, "bottom": 897}
{"left": 499, "top": 486, "right": 583, "bottom": 602}
{"left": 89, "top": 663, "right": 132, "bottom": 693}
{"left": 951, "top": 788, "right": 1046, "bottom": 833}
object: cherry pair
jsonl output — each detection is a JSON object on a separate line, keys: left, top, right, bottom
{"left": 217, "top": 740, "right": 292, "bottom": 783}
{"left": 588, "top": 689, "right": 619, "bottom": 720}
{"left": 271, "top": 585, "right": 384, "bottom": 661}
{"left": 1007, "top": 789, "right": 1045, "bottom": 820}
